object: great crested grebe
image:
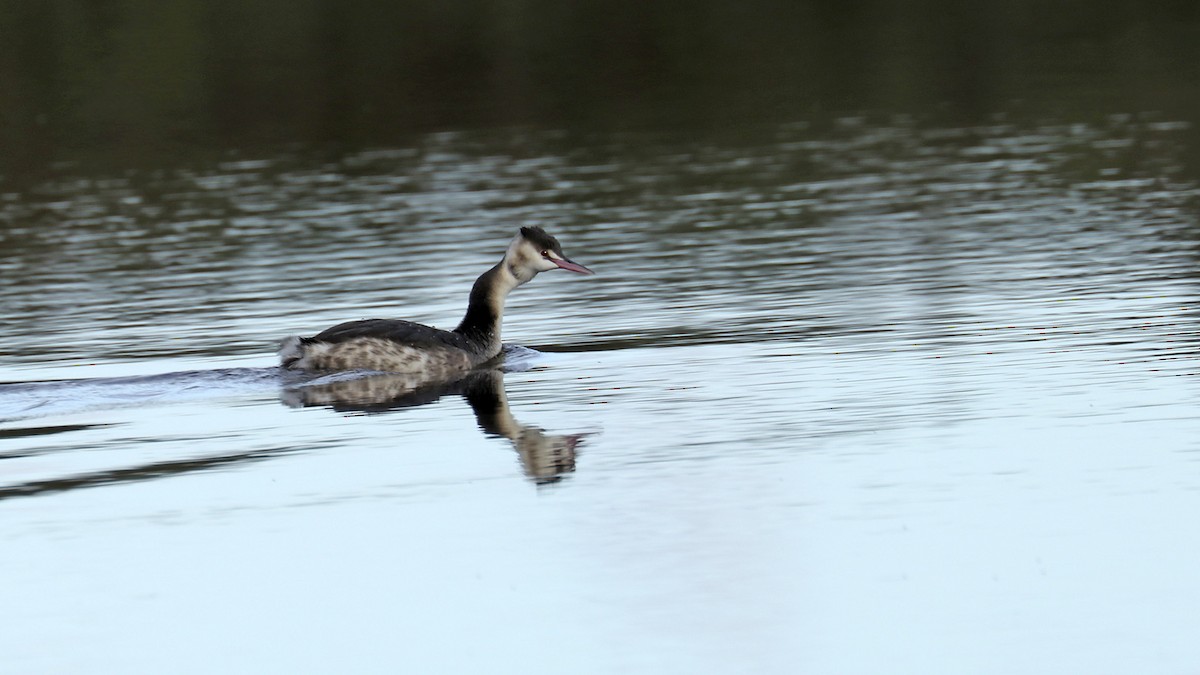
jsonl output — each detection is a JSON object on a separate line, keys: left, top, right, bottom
{"left": 279, "top": 227, "right": 592, "bottom": 373}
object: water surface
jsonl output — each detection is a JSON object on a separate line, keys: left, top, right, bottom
{"left": 2, "top": 116, "right": 1199, "bottom": 673}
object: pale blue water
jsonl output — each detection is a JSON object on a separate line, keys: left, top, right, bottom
{"left": 2, "top": 118, "right": 1199, "bottom": 673}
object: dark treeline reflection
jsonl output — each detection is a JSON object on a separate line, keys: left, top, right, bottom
{"left": 1, "top": 0, "right": 1198, "bottom": 176}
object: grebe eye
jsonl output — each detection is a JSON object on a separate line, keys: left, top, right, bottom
{"left": 541, "top": 250, "right": 550, "bottom": 257}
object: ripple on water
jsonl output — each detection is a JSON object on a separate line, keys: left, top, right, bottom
{"left": 1, "top": 116, "right": 1200, "bottom": 675}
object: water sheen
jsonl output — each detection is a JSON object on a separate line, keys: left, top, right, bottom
{"left": 2, "top": 117, "right": 1200, "bottom": 674}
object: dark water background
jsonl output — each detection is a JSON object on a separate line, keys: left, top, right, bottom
{"left": 2, "top": 3, "right": 1200, "bottom": 674}
{"left": 4, "top": 0, "right": 1200, "bottom": 175}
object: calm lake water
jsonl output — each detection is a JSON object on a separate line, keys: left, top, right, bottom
{"left": 2, "top": 112, "right": 1199, "bottom": 673}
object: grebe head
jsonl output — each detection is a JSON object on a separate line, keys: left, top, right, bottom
{"left": 504, "top": 226, "right": 593, "bottom": 283}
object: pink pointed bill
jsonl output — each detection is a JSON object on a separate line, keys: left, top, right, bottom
{"left": 554, "top": 257, "right": 593, "bottom": 274}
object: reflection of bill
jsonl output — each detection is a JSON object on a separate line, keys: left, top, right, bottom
{"left": 282, "top": 369, "right": 587, "bottom": 484}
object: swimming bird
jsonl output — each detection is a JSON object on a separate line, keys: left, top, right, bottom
{"left": 279, "top": 227, "right": 592, "bottom": 373}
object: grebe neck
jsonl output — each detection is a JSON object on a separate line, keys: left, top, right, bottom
{"left": 453, "top": 261, "right": 522, "bottom": 354}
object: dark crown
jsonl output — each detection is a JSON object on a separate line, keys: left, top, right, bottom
{"left": 519, "top": 226, "right": 563, "bottom": 254}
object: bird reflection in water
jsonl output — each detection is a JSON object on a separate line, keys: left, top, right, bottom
{"left": 281, "top": 369, "right": 585, "bottom": 484}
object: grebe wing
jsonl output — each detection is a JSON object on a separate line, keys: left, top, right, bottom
{"left": 306, "top": 318, "right": 471, "bottom": 350}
